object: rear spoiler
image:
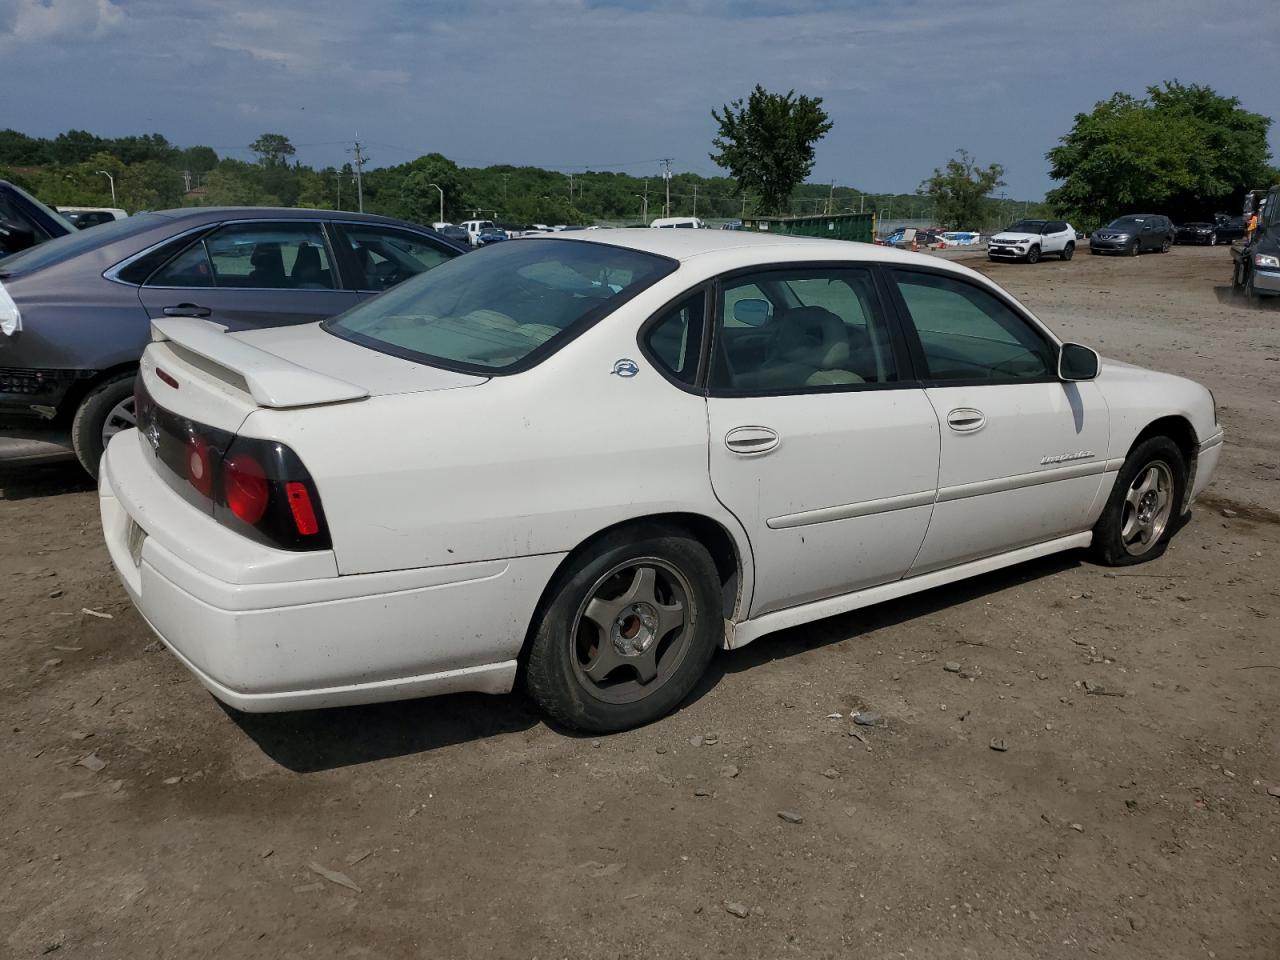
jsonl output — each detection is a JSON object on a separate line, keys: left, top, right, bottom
{"left": 150, "top": 318, "right": 369, "bottom": 408}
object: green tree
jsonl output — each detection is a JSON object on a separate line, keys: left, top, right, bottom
{"left": 1046, "top": 82, "right": 1272, "bottom": 229}
{"left": 249, "top": 133, "right": 296, "bottom": 167}
{"left": 919, "top": 149, "right": 1006, "bottom": 229}
{"left": 710, "top": 85, "right": 833, "bottom": 215}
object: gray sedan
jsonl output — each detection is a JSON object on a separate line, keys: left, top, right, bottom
{"left": 0, "top": 207, "right": 464, "bottom": 476}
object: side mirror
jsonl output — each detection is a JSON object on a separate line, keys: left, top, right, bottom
{"left": 1059, "top": 342, "right": 1100, "bottom": 381}
{"left": 0, "top": 220, "right": 37, "bottom": 253}
{"left": 733, "top": 298, "right": 772, "bottom": 327}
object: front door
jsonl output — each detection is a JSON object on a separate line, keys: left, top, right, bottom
{"left": 886, "top": 267, "right": 1110, "bottom": 574}
{"left": 137, "top": 220, "right": 357, "bottom": 332}
{"left": 704, "top": 265, "right": 940, "bottom": 618}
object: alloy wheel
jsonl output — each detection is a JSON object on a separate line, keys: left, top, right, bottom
{"left": 101, "top": 397, "right": 137, "bottom": 448}
{"left": 570, "top": 558, "right": 694, "bottom": 705}
{"left": 1121, "top": 460, "right": 1174, "bottom": 557}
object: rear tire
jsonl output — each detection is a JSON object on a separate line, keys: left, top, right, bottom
{"left": 1026, "top": 245, "right": 1041, "bottom": 264}
{"left": 1090, "top": 436, "right": 1186, "bottom": 566}
{"left": 1161, "top": 238, "right": 1172, "bottom": 253}
{"left": 1060, "top": 242, "right": 1074, "bottom": 261}
{"left": 71, "top": 372, "right": 137, "bottom": 480}
{"left": 525, "top": 526, "right": 721, "bottom": 732}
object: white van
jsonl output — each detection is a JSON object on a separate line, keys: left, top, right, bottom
{"left": 650, "top": 217, "right": 705, "bottom": 229}
{"left": 460, "top": 219, "right": 496, "bottom": 246}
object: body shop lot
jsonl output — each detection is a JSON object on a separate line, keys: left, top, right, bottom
{"left": 2, "top": 245, "right": 1277, "bottom": 959}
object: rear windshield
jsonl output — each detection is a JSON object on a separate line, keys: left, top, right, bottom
{"left": 0, "top": 212, "right": 168, "bottom": 275}
{"left": 323, "top": 238, "right": 676, "bottom": 373}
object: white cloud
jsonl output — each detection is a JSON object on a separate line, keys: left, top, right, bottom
{"left": 3, "top": 0, "right": 123, "bottom": 42}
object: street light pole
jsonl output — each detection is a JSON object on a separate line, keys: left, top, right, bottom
{"left": 429, "top": 183, "right": 444, "bottom": 225}
{"left": 96, "top": 170, "right": 116, "bottom": 207}
{"left": 635, "top": 194, "right": 648, "bottom": 223}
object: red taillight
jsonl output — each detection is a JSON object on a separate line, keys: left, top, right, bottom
{"left": 186, "top": 434, "right": 213, "bottom": 498}
{"left": 285, "top": 481, "right": 320, "bottom": 536}
{"left": 156, "top": 367, "right": 180, "bottom": 390}
{"left": 223, "top": 453, "right": 269, "bottom": 525}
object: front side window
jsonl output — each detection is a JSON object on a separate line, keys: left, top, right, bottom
{"left": 711, "top": 267, "right": 898, "bottom": 392}
{"left": 336, "top": 224, "right": 456, "bottom": 291}
{"left": 644, "top": 291, "right": 705, "bottom": 386}
{"left": 324, "top": 238, "right": 675, "bottom": 372}
{"left": 150, "top": 222, "right": 336, "bottom": 290}
{"left": 892, "top": 270, "right": 1052, "bottom": 382}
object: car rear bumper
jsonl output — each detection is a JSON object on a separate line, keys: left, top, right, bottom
{"left": 99, "top": 429, "right": 565, "bottom": 713}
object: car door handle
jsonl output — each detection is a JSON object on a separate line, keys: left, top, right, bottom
{"left": 725, "top": 425, "right": 780, "bottom": 456}
{"left": 162, "top": 303, "right": 211, "bottom": 318}
{"left": 946, "top": 408, "right": 986, "bottom": 433}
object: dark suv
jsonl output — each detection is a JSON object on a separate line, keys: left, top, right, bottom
{"left": 1089, "top": 214, "right": 1174, "bottom": 256}
{"left": 0, "top": 207, "right": 464, "bottom": 475}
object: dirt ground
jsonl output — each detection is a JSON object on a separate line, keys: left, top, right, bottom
{"left": 2, "top": 244, "right": 1278, "bottom": 960}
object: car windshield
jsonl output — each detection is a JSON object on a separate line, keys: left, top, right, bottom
{"left": 1107, "top": 217, "right": 1146, "bottom": 230}
{"left": 324, "top": 238, "right": 676, "bottom": 373}
{"left": 1005, "top": 220, "right": 1046, "bottom": 233}
{"left": 6, "top": 181, "right": 76, "bottom": 233}
{"left": 0, "top": 211, "right": 168, "bottom": 275}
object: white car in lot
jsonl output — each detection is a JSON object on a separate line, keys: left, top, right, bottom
{"left": 99, "top": 231, "right": 1222, "bottom": 731}
{"left": 988, "top": 219, "right": 1077, "bottom": 263}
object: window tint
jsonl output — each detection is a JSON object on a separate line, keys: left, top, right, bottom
{"left": 338, "top": 224, "right": 456, "bottom": 291}
{"left": 645, "top": 292, "right": 705, "bottom": 386}
{"left": 1, "top": 212, "right": 168, "bottom": 277}
{"left": 0, "top": 193, "right": 48, "bottom": 240}
{"left": 893, "top": 270, "right": 1052, "bottom": 382}
{"left": 711, "top": 268, "right": 897, "bottom": 392}
{"left": 325, "top": 238, "right": 675, "bottom": 372}
{"left": 151, "top": 222, "right": 336, "bottom": 290}
{"left": 149, "top": 241, "right": 214, "bottom": 287}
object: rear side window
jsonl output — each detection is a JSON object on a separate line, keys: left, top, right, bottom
{"left": 644, "top": 291, "right": 705, "bottom": 386}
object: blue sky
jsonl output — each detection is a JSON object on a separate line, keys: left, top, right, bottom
{"left": 2, "top": 0, "right": 1277, "bottom": 198}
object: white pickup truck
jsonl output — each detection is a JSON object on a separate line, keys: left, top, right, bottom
{"left": 987, "top": 219, "right": 1076, "bottom": 264}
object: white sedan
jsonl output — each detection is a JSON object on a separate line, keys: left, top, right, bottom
{"left": 99, "top": 231, "right": 1222, "bottom": 731}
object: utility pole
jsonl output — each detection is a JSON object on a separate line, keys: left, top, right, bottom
{"left": 501, "top": 173, "right": 510, "bottom": 206}
{"left": 567, "top": 173, "right": 574, "bottom": 204}
{"left": 660, "top": 158, "right": 673, "bottom": 218}
{"left": 827, "top": 180, "right": 835, "bottom": 215}
{"left": 692, "top": 183, "right": 697, "bottom": 218}
{"left": 350, "top": 137, "right": 368, "bottom": 212}
{"left": 336, "top": 172, "right": 342, "bottom": 210}
{"left": 182, "top": 169, "right": 191, "bottom": 194}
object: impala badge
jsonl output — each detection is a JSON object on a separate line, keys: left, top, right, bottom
{"left": 145, "top": 421, "right": 161, "bottom": 454}
{"left": 1040, "top": 450, "right": 1094, "bottom": 465}
{"left": 611, "top": 358, "right": 639, "bottom": 378}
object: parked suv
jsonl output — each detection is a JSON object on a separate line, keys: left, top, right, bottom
{"left": 0, "top": 207, "right": 464, "bottom": 475}
{"left": 987, "top": 220, "right": 1075, "bottom": 263}
{"left": 1090, "top": 215, "right": 1174, "bottom": 256}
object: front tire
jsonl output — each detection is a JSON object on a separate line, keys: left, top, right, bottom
{"left": 1060, "top": 242, "right": 1074, "bottom": 261}
{"left": 1128, "top": 240, "right": 1140, "bottom": 257}
{"left": 1161, "top": 238, "right": 1172, "bottom": 253}
{"left": 525, "top": 526, "right": 721, "bottom": 732}
{"left": 1090, "top": 436, "right": 1186, "bottom": 566}
{"left": 1026, "top": 245, "right": 1041, "bottom": 264}
{"left": 71, "top": 373, "right": 137, "bottom": 479}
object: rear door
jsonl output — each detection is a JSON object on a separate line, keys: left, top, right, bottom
{"left": 704, "top": 263, "right": 940, "bottom": 617}
{"left": 137, "top": 220, "right": 358, "bottom": 331}
{"left": 887, "top": 267, "right": 1109, "bottom": 573}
